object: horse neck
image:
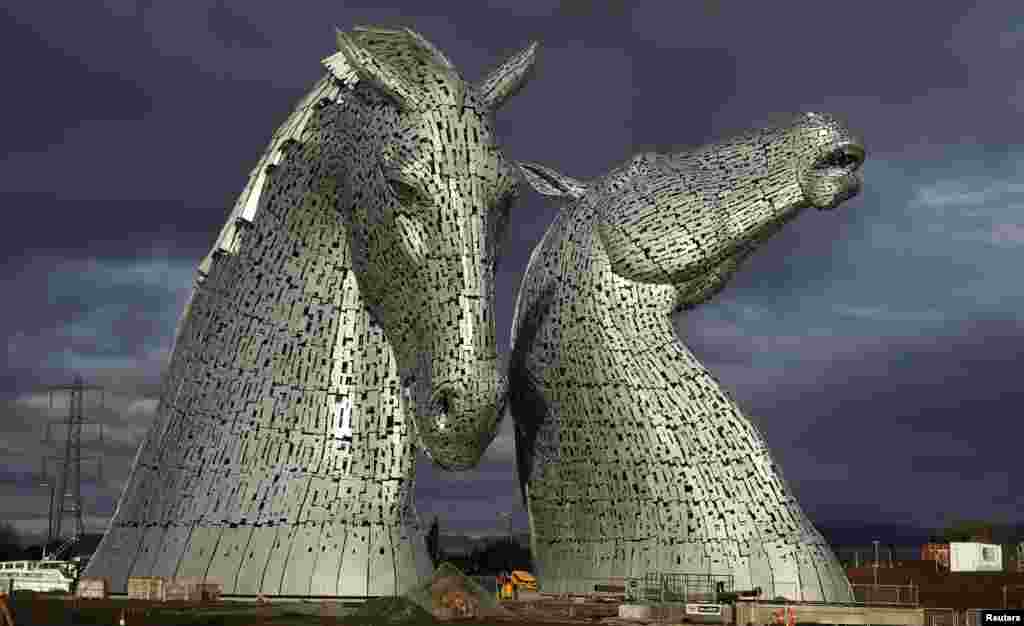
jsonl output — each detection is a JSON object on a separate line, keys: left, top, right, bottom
{"left": 216, "top": 153, "right": 407, "bottom": 434}
{"left": 514, "top": 201, "right": 686, "bottom": 385}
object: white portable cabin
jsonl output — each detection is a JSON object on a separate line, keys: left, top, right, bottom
{"left": 0, "top": 560, "right": 77, "bottom": 593}
{"left": 949, "top": 542, "right": 1003, "bottom": 572}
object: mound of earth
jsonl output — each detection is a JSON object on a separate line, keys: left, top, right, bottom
{"left": 347, "top": 595, "right": 438, "bottom": 625}
{"left": 404, "top": 562, "right": 512, "bottom": 620}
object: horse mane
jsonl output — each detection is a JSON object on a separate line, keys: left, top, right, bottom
{"left": 173, "top": 26, "right": 536, "bottom": 359}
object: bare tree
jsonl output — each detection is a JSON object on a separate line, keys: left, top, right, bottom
{"left": 0, "top": 522, "right": 23, "bottom": 561}
{"left": 942, "top": 519, "right": 995, "bottom": 543}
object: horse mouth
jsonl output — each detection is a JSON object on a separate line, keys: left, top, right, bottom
{"left": 803, "top": 141, "right": 865, "bottom": 210}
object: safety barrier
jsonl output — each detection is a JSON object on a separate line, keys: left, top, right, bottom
{"left": 925, "top": 607, "right": 961, "bottom": 626}
{"left": 850, "top": 582, "right": 919, "bottom": 605}
{"left": 625, "top": 572, "right": 735, "bottom": 603}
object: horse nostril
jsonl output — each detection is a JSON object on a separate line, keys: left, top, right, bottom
{"left": 436, "top": 391, "right": 453, "bottom": 416}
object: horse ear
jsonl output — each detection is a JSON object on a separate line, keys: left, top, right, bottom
{"left": 517, "top": 161, "right": 588, "bottom": 199}
{"left": 336, "top": 27, "right": 426, "bottom": 111}
{"left": 476, "top": 42, "right": 539, "bottom": 112}
{"left": 401, "top": 27, "right": 456, "bottom": 72}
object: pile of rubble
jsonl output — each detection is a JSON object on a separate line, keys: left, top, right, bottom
{"left": 405, "top": 562, "right": 512, "bottom": 620}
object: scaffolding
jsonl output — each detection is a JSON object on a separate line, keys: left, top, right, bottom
{"left": 39, "top": 374, "right": 105, "bottom": 559}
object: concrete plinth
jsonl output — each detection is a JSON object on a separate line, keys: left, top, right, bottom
{"left": 619, "top": 604, "right": 655, "bottom": 620}
{"left": 618, "top": 603, "right": 733, "bottom": 623}
{"left": 734, "top": 601, "right": 925, "bottom": 626}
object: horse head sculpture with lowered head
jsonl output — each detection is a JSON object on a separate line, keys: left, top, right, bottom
{"left": 327, "top": 27, "right": 537, "bottom": 469}
{"left": 84, "top": 26, "right": 539, "bottom": 597}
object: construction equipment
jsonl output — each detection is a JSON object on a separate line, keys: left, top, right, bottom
{"left": 496, "top": 570, "right": 537, "bottom": 599}
{"left": 510, "top": 570, "right": 537, "bottom": 592}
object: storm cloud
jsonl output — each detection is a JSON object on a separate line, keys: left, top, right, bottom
{"left": 2, "top": 1, "right": 1022, "bottom": 544}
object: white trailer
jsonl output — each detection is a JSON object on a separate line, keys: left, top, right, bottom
{"left": 949, "top": 542, "right": 1002, "bottom": 572}
{"left": 0, "top": 560, "right": 77, "bottom": 593}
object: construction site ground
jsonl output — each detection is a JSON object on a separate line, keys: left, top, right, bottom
{"left": 846, "top": 561, "right": 1024, "bottom": 609}
{"left": 1, "top": 592, "right": 641, "bottom": 626}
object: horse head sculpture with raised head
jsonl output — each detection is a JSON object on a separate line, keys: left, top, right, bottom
{"left": 509, "top": 112, "right": 865, "bottom": 600}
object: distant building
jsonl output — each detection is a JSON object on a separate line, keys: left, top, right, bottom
{"left": 921, "top": 543, "right": 950, "bottom": 569}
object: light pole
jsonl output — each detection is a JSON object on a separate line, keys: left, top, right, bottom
{"left": 873, "top": 540, "right": 880, "bottom": 588}
{"left": 499, "top": 513, "right": 513, "bottom": 567}
{"left": 498, "top": 512, "right": 514, "bottom": 599}
{"left": 39, "top": 480, "right": 55, "bottom": 558}
{"left": 499, "top": 512, "right": 513, "bottom": 548}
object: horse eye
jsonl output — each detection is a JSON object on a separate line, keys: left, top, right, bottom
{"left": 388, "top": 179, "right": 426, "bottom": 207}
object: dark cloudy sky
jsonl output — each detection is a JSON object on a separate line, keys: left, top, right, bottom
{"left": 2, "top": 1, "right": 1022, "bottom": 546}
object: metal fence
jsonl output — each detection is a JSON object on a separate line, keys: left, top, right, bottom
{"left": 625, "top": 572, "right": 734, "bottom": 603}
{"left": 925, "top": 608, "right": 962, "bottom": 626}
{"left": 496, "top": 570, "right": 919, "bottom": 607}
{"left": 1003, "top": 584, "right": 1024, "bottom": 609}
{"left": 850, "top": 583, "right": 919, "bottom": 605}
{"left": 834, "top": 545, "right": 922, "bottom": 567}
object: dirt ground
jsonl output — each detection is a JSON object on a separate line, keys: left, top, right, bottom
{"left": 4, "top": 594, "right": 632, "bottom": 626}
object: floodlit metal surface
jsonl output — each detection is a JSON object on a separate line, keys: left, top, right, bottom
{"left": 84, "top": 26, "right": 537, "bottom": 596}
{"left": 509, "top": 113, "right": 865, "bottom": 601}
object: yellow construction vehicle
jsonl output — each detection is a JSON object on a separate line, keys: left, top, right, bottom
{"left": 496, "top": 570, "right": 537, "bottom": 600}
{"left": 510, "top": 570, "right": 537, "bottom": 592}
